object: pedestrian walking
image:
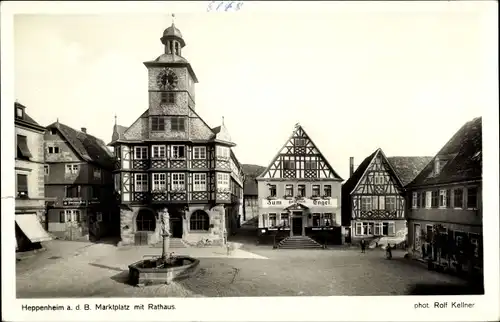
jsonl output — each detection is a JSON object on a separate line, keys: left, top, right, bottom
{"left": 360, "top": 239, "right": 366, "bottom": 253}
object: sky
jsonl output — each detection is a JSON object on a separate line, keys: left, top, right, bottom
{"left": 13, "top": 5, "right": 495, "bottom": 180}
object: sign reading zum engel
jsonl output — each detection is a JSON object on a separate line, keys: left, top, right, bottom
{"left": 262, "top": 198, "right": 338, "bottom": 208}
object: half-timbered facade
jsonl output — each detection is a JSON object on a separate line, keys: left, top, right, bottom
{"left": 406, "top": 117, "right": 482, "bottom": 274}
{"left": 44, "top": 122, "right": 117, "bottom": 241}
{"left": 341, "top": 148, "right": 431, "bottom": 246}
{"left": 256, "top": 124, "right": 343, "bottom": 245}
{"left": 109, "top": 22, "right": 244, "bottom": 246}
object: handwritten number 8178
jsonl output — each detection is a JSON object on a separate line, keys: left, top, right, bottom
{"left": 207, "top": 1, "right": 244, "bottom": 12}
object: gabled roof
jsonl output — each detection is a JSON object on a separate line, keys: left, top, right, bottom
{"left": 47, "top": 122, "right": 115, "bottom": 170}
{"left": 408, "top": 117, "right": 482, "bottom": 187}
{"left": 257, "top": 124, "right": 343, "bottom": 181}
{"left": 242, "top": 164, "right": 266, "bottom": 196}
{"left": 387, "top": 156, "right": 433, "bottom": 186}
{"left": 342, "top": 148, "right": 431, "bottom": 195}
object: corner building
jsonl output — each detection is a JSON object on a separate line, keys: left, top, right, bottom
{"left": 109, "top": 22, "right": 244, "bottom": 246}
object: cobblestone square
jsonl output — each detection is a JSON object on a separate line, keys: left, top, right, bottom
{"left": 15, "top": 241, "right": 471, "bottom": 298}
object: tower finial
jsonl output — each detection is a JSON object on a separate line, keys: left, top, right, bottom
{"left": 222, "top": 116, "right": 224, "bottom": 125}
{"left": 114, "top": 114, "right": 117, "bottom": 126}
{"left": 171, "top": 13, "right": 175, "bottom": 25}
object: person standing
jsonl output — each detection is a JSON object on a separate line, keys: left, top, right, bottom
{"left": 360, "top": 239, "right": 366, "bottom": 253}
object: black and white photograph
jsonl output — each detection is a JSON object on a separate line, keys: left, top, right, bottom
{"left": 1, "top": 1, "right": 498, "bottom": 321}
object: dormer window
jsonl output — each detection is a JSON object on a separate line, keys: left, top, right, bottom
{"left": 16, "top": 107, "right": 24, "bottom": 118}
{"left": 51, "top": 128, "right": 57, "bottom": 135}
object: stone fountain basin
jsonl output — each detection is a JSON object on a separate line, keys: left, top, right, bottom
{"left": 128, "top": 255, "right": 200, "bottom": 286}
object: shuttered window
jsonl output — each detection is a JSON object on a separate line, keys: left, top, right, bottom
{"left": 17, "top": 174, "right": 28, "bottom": 196}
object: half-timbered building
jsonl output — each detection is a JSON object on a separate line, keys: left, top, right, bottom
{"left": 256, "top": 124, "right": 343, "bottom": 247}
{"left": 341, "top": 149, "right": 431, "bottom": 246}
{"left": 406, "top": 117, "right": 482, "bottom": 274}
{"left": 109, "top": 22, "right": 244, "bottom": 247}
{"left": 44, "top": 122, "right": 117, "bottom": 241}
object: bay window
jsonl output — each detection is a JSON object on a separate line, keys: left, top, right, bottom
{"left": 152, "top": 145, "right": 166, "bottom": 159}
{"left": 134, "top": 173, "right": 148, "bottom": 192}
{"left": 193, "top": 173, "right": 207, "bottom": 191}
{"left": 134, "top": 146, "right": 148, "bottom": 160}
{"left": 152, "top": 173, "right": 166, "bottom": 191}
{"left": 171, "top": 173, "right": 185, "bottom": 190}
{"left": 217, "top": 173, "right": 230, "bottom": 190}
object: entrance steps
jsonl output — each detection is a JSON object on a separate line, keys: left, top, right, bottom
{"left": 278, "top": 236, "right": 323, "bottom": 249}
{"left": 151, "top": 238, "right": 189, "bottom": 249}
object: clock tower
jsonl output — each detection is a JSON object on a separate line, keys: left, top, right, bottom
{"left": 144, "top": 17, "right": 199, "bottom": 123}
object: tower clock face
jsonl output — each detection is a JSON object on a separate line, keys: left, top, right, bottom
{"left": 156, "top": 68, "right": 178, "bottom": 89}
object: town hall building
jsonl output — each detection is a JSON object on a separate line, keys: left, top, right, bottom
{"left": 109, "top": 21, "right": 244, "bottom": 247}
{"left": 256, "top": 124, "right": 343, "bottom": 247}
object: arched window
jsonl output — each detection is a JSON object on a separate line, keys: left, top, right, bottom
{"left": 136, "top": 209, "right": 156, "bottom": 231}
{"left": 190, "top": 210, "right": 209, "bottom": 231}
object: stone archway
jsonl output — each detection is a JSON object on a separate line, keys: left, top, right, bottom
{"left": 189, "top": 210, "right": 210, "bottom": 232}
{"left": 134, "top": 208, "right": 156, "bottom": 245}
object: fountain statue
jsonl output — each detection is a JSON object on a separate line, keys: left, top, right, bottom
{"left": 161, "top": 208, "right": 170, "bottom": 260}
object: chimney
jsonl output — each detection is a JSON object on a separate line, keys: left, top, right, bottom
{"left": 349, "top": 157, "right": 354, "bottom": 177}
{"left": 81, "top": 127, "right": 87, "bottom": 133}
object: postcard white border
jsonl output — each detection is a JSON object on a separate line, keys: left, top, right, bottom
{"left": 1, "top": 1, "right": 499, "bottom": 321}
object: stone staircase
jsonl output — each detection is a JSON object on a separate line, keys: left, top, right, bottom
{"left": 151, "top": 238, "right": 189, "bottom": 249}
{"left": 278, "top": 236, "right": 323, "bottom": 249}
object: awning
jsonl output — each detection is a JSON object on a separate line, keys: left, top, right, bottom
{"left": 15, "top": 214, "right": 52, "bottom": 243}
{"left": 17, "top": 136, "right": 32, "bottom": 158}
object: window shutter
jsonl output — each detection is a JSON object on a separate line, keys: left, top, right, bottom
{"left": 446, "top": 189, "right": 451, "bottom": 208}
{"left": 59, "top": 211, "right": 65, "bottom": 223}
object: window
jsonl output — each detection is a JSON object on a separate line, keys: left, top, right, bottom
{"left": 91, "top": 186, "right": 100, "bottom": 199}
{"left": 446, "top": 189, "right": 451, "bottom": 208}
{"left": 48, "top": 146, "right": 60, "bottom": 154}
{"left": 190, "top": 210, "right": 209, "bottom": 231}
{"left": 152, "top": 173, "right": 166, "bottom": 191}
{"left": 454, "top": 188, "right": 463, "bottom": 208}
{"left": 385, "top": 196, "right": 396, "bottom": 211}
{"left": 312, "top": 213, "right": 321, "bottom": 227}
{"left": 44, "top": 165, "right": 49, "bottom": 176}
{"left": 355, "top": 222, "right": 363, "bottom": 235}
{"left": 269, "top": 213, "right": 277, "bottom": 227}
{"left": 439, "top": 190, "right": 447, "bottom": 208}
{"left": 283, "top": 160, "right": 295, "bottom": 170}
{"left": 374, "top": 222, "right": 382, "bottom": 236}
{"left": 171, "top": 173, "right": 185, "bottom": 190}
{"left": 217, "top": 173, "right": 230, "bottom": 190}
{"left": 431, "top": 190, "right": 439, "bottom": 208}
{"left": 268, "top": 184, "right": 277, "bottom": 197}
{"left": 468, "top": 233, "right": 480, "bottom": 258}
{"left": 16, "top": 174, "right": 28, "bottom": 197}
{"left": 65, "top": 164, "right": 79, "bottom": 175}
{"left": 295, "top": 138, "right": 306, "bottom": 146}
{"left": 134, "top": 146, "right": 148, "bottom": 160}
{"left": 93, "top": 168, "right": 101, "bottom": 179}
{"left": 16, "top": 107, "right": 23, "bottom": 118}
{"left": 412, "top": 192, "right": 418, "bottom": 209}
{"left": 372, "top": 196, "right": 379, "bottom": 210}
{"left": 285, "top": 184, "right": 293, "bottom": 197}
{"left": 305, "top": 160, "right": 316, "bottom": 170}
{"left": 425, "top": 191, "right": 432, "bottom": 208}
{"left": 134, "top": 173, "right": 148, "bottom": 192}
{"left": 152, "top": 145, "right": 166, "bottom": 159}
{"left": 193, "top": 173, "right": 207, "bottom": 191}
{"left": 419, "top": 192, "right": 425, "bottom": 208}
{"left": 171, "top": 117, "right": 185, "bottom": 131}
{"left": 361, "top": 196, "right": 372, "bottom": 211}
{"left": 17, "top": 135, "right": 32, "bottom": 159}
{"left": 467, "top": 187, "right": 478, "bottom": 209}
{"left": 151, "top": 117, "right": 165, "bottom": 131}
{"left": 297, "top": 185, "right": 305, "bottom": 197}
{"left": 60, "top": 210, "right": 81, "bottom": 223}
{"left": 171, "top": 145, "right": 185, "bottom": 159}
{"left": 323, "top": 213, "right": 332, "bottom": 226}
{"left": 160, "top": 92, "right": 176, "bottom": 104}
{"left": 374, "top": 174, "right": 385, "bottom": 185}
{"left": 51, "top": 128, "right": 57, "bottom": 135}
{"left": 280, "top": 213, "right": 290, "bottom": 227}
{"left": 65, "top": 185, "right": 81, "bottom": 198}
{"left": 318, "top": 185, "right": 330, "bottom": 198}
{"left": 193, "top": 147, "right": 206, "bottom": 159}
{"left": 312, "top": 185, "right": 320, "bottom": 197}
{"left": 216, "top": 146, "right": 230, "bottom": 158}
